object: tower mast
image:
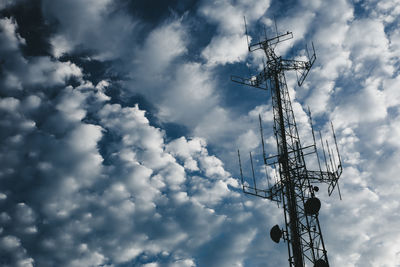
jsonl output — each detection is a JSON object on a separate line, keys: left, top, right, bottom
{"left": 233, "top": 18, "right": 342, "bottom": 267}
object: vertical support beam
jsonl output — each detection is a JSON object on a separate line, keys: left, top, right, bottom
{"left": 272, "top": 73, "right": 303, "bottom": 267}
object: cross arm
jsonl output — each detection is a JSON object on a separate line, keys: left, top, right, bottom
{"left": 248, "top": 31, "right": 293, "bottom": 52}
{"left": 306, "top": 170, "right": 342, "bottom": 197}
{"left": 242, "top": 180, "right": 283, "bottom": 202}
{"left": 231, "top": 73, "right": 268, "bottom": 90}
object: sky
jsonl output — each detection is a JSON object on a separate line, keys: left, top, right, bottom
{"left": 0, "top": 0, "right": 400, "bottom": 266}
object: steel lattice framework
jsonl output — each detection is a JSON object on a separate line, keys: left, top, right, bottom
{"left": 233, "top": 19, "right": 342, "bottom": 267}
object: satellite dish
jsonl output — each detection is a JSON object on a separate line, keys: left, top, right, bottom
{"left": 270, "top": 225, "right": 282, "bottom": 243}
{"left": 304, "top": 197, "right": 321, "bottom": 215}
{"left": 314, "top": 259, "right": 329, "bottom": 267}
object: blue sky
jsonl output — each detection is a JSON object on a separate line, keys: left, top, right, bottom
{"left": 0, "top": 0, "right": 400, "bottom": 266}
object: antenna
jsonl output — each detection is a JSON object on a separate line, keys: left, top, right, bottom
{"left": 273, "top": 15, "right": 279, "bottom": 37}
{"left": 249, "top": 151, "right": 257, "bottom": 192}
{"left": 231, "top": 17, "right": 343, "bottom": 267}
{"left": 244, "top": 16, "right": 250, "bottom": 51}
{"left": 237, "top": 149, "right": 244, "bottom": 187}
{"left": 259, "top": 114, "right": 267, "bottom": 165}
{"left": 259, "top": 114, "right": 270, "bottom": 188}
{"left": 331, "top": 121, "right": 342, "bottom": 170}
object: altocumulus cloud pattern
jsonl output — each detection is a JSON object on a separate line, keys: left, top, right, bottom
{"left": 0, "top": 0, "right": 400, "bottom": 266}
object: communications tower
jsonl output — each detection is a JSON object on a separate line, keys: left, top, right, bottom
{"left": 232, "top": 18, "right": 342, "bottom": 267}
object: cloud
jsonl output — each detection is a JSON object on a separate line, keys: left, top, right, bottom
{"left": 201, "top": 33, "right": 249, "bottom": 66}
{"left": 199, "top": 0, "right": 270, "bottom": 66}
{"left": 0, "top": 235, "right": 34, "bottom": 267}
{"left": 42, "top": 0, "right": 137, "bottom": 60}
{"left": 3, "top": 0, "right": 400, "bottom": 266}
{"left": 199, "top": 0, "right": 270, "bottom": 33}
{"left": 0, "top": 17, "right": 83, "bottom": 91}
{"left": 136, "top": 19, "right": 188, "bottom": 74}
{"left": 0, "top": 0, "right": 24, "bottom": 10}
{"left": 293, "top": 1, "right": 400, "bottom": 266}
{"left": 0, "top": 12, "right": 286, "bottom": 267}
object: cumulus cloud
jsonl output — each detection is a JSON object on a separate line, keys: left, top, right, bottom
{"left": 42, "top": 0, "right": 137, "bottom": 60}
{"left": 0, "top": 8, "right": 286, "bottom": 267}
{"left": 2, "top": 0, "right": 400, "bottom": 266}
{"left": 285, "top": 1, "right": 400, "bottom": 266}
{"left": 0, "top": 18, "right": 83, "bottom": 91}
{"left": 199, "top": 0, "right": 270, "bottom": 66}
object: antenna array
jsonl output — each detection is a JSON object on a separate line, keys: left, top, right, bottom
{"left": 232, "top": 17, "right": 342, "bottom": 267}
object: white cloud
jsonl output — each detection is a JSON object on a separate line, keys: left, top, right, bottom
{"left": 157, "top": 62, "right": 218, "bottom": 126}
{"left": 332, "top": 77, "right": 387, "bottom": 127}
{"left": 237, "top": 129, "right": 259, "bottom": 152}
{"left": 42, "top": 0, "right": 137, "bottom": 60}
{"left": 201, "top": 33, "right": 248, "bottom": 66}
{"left": 3, "top": 77, "right": 278, "bottom": 265}
{"left": 199, "top": 0, "right": 270, "bottom": 66}
{"left": 199, "top": 0, "right": 270, "bottom": 34}
{"left": 0, "top": 44, "right": 278, "bottom": 265}
{"left": 3, "top": 0, "right": 400, "bottom": 266}
{"left": 0, "top": 18, "right": 84, "bottom": 90}
{"left": 136, "top": 19, "right": 187, "bottom": 74}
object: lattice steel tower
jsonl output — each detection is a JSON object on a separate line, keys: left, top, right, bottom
{"left": 232, "top": 18, "right": 342, "bottom": 267}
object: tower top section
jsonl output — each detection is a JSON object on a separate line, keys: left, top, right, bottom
{"left": 232, "top": 16, "right": 316, "bottom": 89}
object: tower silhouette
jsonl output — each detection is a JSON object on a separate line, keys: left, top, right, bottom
{"left": 233, "top": 18, "right": 342, "bottom": 267}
